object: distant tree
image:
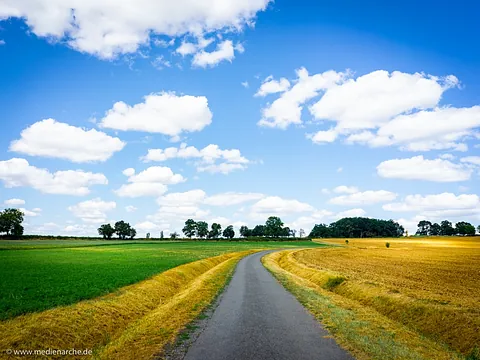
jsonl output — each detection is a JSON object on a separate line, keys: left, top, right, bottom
{"left": 208, "top": 223, "right": 222, "bottom": 239}
{"left": 170, "top": 232, "right": 179, "bottom": 239}
{"left": 129, "top": 228, "right": 137, "bottom": 239}
{"left": 440, "top": 220, "right": 455, "bottom": 236}
{"left": 455, "top": 221, "right": 476, "bottom": 236}
{"left": 223, "top": 225, "right": 235, "bottom": 239}
{"left": 282, "top": 226, "right": 291, "bottom": 237}
{"left": 265, "top": 216, "right": 284, "bottom": 238}
{"left": 309, "top": 224, "right": 331, "bottom": 238}
{"left": 251, "top": 225, "right": 265, "bottom": 237}
{"left": 291, "top": 229, "right": 297, "bottom": 238}
{"left": 299, "top": 229, "right": 305, "bottom": 238}
{"left": 146, "top": 232, "right": 150, "bottom": 239}
{"left": 114, "top": 220, "right": 132, "bottom": 240}
{"left": 0, "top": 208, "right": 24, "bottom": 236}
{"left": 182, "top": 219, "right": 197, "bottom": 238}
{"left": 416, "top": 220, "right": 432, "bottom": 236}
{"left": 196, "top": 221, "right": 209, "bottom": 238}
{"left": 429, "top": 223, "right": 441, "bottom": 236}
{"left": 160, "top": 231, "right": 164, "bottom": 239}
{"left": 98, "top": 224, "right": 115, "bottom": 239}
{"left": 478, "top": 225, "right": 480, "bottom": 235}
{"left": 239, "top": 225, "right": 251, "bottom": 238}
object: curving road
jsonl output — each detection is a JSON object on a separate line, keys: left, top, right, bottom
{"left": 184, "top": 251, "right": 354, "bottom": 360}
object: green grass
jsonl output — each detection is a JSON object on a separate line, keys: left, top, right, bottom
{"left": 0, "top": 240, "right": 320, "bottom": 320}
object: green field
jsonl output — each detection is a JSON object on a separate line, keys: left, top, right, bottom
{"left": 0, "top": 240, "right": 321, "bottom": 320}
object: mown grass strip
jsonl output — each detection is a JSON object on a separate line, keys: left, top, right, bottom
{"left": 263, "top": 250, "right": 463, "bottom": 360}
{"left": 0, "top": 251, "right": 256, "bottom": 359}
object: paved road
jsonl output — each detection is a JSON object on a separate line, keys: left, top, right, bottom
{"left": 184, "top": 251, "right": 354, "bottom": 360}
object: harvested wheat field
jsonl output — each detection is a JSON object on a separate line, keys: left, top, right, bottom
{"left": 264, "top": 237, "right": 480, "bottom": 360}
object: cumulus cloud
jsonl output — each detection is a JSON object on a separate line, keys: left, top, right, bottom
{"left": 250, "top": 196, "right": 314, "bottom": 215}
{"left": 115, "top": 166, "right": 185, "bottom": 197}
{"left": 257, "top": 68, "right": 347, "bottom": 129}
{"left": 255, "top": 76, "right": 291, "bottom": 97}
{"left": 142, "top": 143, "right": 249, "bottom": 174}
{"left": 4, "top": 198, "right": 25, "bottom": 206}
{"left": 203, "top": 192, "right": 265, "bottom": 206}
{"left": 125, "top": 205, "right": 137, "bottom": 212}
{"left": 99, "top": 93, "right": 212, "bottom": 140}
{"left": 192, "top": 40, "right": 243, "bottom": 68}
{"left": 68, "top": 198, "right": 116, "bottom": 223}
{"left": 333, "top": 185, "right": 359, "bottom": 194}
{"left": 0, "top": 158, "right": 108, "bottom": 195}
{"left": 461, "top": 156, "right": 480, "bottom": 166}
{"left": 334, "top": 208, "right": 367, "bottom": 219}
{"left": 377, "top": 156, "right": 472, "bottom": 182}
{"left": 10, "top": 119, "right": 125, "bottom": 163}
{"left": 19, "top": 207, "right": 42, "bottom": 217}
{"left": 329, "top": 190, "right": 397, "bottom": 206}
{"left": 1, "top": 0, "right": 271, "bottom": 59}
{"left": 383, "top": 193, "right": 480, "bottom": 219}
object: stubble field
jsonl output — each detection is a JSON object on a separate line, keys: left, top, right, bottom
{"left": 264, "top": 237, "right": 480, "bottom": 360}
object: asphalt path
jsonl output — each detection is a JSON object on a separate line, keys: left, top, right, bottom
{"left": 184, "top": 251, "right": 354, "bottom": 360}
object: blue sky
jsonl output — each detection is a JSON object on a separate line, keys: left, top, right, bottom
{"left": 0, "top": 0, "right": 479, "bottom": 236}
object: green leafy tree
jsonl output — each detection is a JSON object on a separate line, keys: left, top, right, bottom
{"left": 114, "top": 220, "right": 131, "bottom": 240}
{"left": 440, "top": 220, "right": 455, "bottom": 236}
{"left": 455, "top": 221, "right": 476, "bottom": 236}
{"left": 182, "top": 219, "right": 197, "bottom": 238}
{"left": 208, "top": 223, "right": 222, "bottom": 239}
{"left": 98, "top": 224, "right": 115, "bottom": 239}
{"left": 416, "top": 220, "right": 432, "bottom": 236}
{"left": 309, "top": 224, "right": 331, "bottom": 238}
{"left": 0, "top": 208, "right": 24, "bottom": 236}
{"left": 129, "top": 227, "right": 137, "bottom": 239}
{"left": 170, "top": 232, "right": 179, "bottom": 239}
{"left": 251, "top": 225, "right": 265, "bottom": 237}
{"left": 160, "top": 231, "right": 164, "bottom": 239}
{"left": 12, "top": 223, "right": 24, "bottom": 237}
{"left": 239, "top": 226, "right": 251, "bottom": 238}
{"left": 265, "top": 216, "right": 284, "bottom": 238}
{"left": 477, "top": 225, "right": 480, "bottom": 235}
{"left": 223, "top": 225, "right": 235, "bottom": 239}
{"left": 196, "top": 221, "right": 209, "bottom": 238}
{"left": 429, "top": 223, "right": 441, "bottom": 236}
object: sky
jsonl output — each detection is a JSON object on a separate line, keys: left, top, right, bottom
{"left": 0, "top": 0, "right": 479, "bottom": 237}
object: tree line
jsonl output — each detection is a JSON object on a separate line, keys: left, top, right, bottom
{"left": 181, "top": 216, "right": 300, "bottom": 239}
{"left": 309, "top": 217, "right": 405, "bottom": 238}
{"left": 0, "top": 209, "right": 24, "bottom": 236}
{"left": 415, "top": 220, "right": 478, "bottom": 236}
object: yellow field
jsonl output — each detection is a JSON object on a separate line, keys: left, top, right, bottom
{"left": 264, "top": 237, "right": 480, "bottom": 359}
{"left": 0, "top": 250, "right": 256, "bottom": 360}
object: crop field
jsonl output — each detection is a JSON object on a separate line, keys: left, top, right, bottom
{"left": 264, "top": 237, "right": 480, "bottom": 360}
{"left": 0, "top": 240, "right": 320, "bottom": 320}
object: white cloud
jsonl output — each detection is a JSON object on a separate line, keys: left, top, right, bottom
{"left": 0, "top": 40, "right": 5, "bottom": 45}
{"left": 330, "top": 190, "right": 397, "bottom": 206}
{"left": 250, "top": 196, "right": 314, "bottom": 215}
{"left": 258, "top": 68, "right": 347, "bottom": 129}
{"left": 308, "top": 129, "right": 338, "bottom": 144}
{"left": 337, "top": 167, "right": 343, "bottom": 173}
{"left": 334, "top": 208, "right": 367, "bottom": 219}
{"left": 142, "top": 143, "right": 249, "bottom": 174}
{"left": 152, "top": 55, "right": 172, "bottom": 70}
{"left": 135, "top": 221, "right": 169, "bottom": 233}
{"left": 384, "top": 193, "right": 480, "bottom": 220}
{"left": 68, "top": 198, "right": 116, "bottom": 223}
{"left": 204, "top": 192, "right": 265, "bottom": 206}
{"left": 461, "top": 156, "right": 480, "bottom": 166}
{"left": 377, "top": 156, "right": 472, "bottom": 182}
{"left": 157, "top": 189, "right": 207, "bottom": 207}
{"left": 333, "top": 185, "right": 359, "bottom": 194}
{"left": 310, "top": 70, "right": 457, "bottom": 131}
{"left": 122, "top": 168, "right": 136, "bottom": 177}
{"left": 255, "top": 76, "right": 291, "bottom": 97}
{"left": 125, "top": 205, "right": 137, "bottom": 212}
{"left": 19, "top": 207, "right": 42, "bottom": 217}
{"left": 4, "top": 198, "right": 25, "bottom": 206}
{"left": 10, "top": 119, "right": 125, "bottom": 163}
{"left": 115, "top": 166, "right": 185, "bottom": 197}
{"left": 241, "top": 81, "right": 249, "bottom": 88}
{"left": 192, "top": 40, "right": 241, "bottom": 68}
{"left": 1, "top": 0, "right": 271, "bottom": 59}
{"left": 0, "top": 158, "right": 108, "bottom": 195}
{"left": 439, "top": 153, "right": 456, "bottom": 160}
{"left": 99, "top": 92, "right": 212, "bottom": 140}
